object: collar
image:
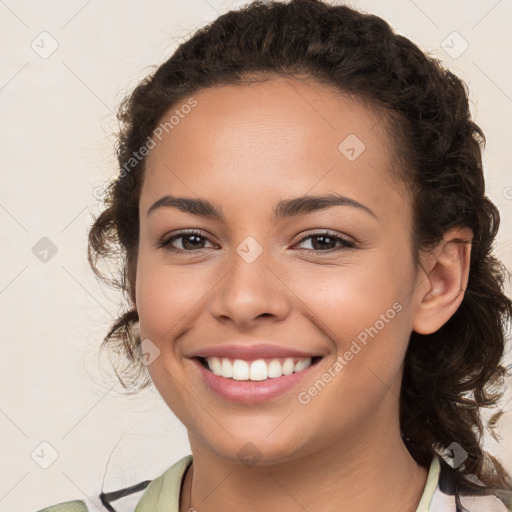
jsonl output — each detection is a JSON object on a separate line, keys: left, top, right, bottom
{"left": 134, "top": 454, "right": 442, "bottom": 512}
{"left": 134, "top": 454, "right": 192, "bottom": 512}
{"left": 415, "top": 455, "right": 443, "bottom": 511}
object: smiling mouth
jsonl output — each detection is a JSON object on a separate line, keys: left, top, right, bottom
{"left": 196, "top": 356, "right": 323, "bottom": 381}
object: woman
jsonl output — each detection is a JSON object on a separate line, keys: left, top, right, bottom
{"left": 37, "top": 0, "right": 512, "bottom": 510}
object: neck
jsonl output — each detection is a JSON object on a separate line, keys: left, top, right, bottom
{"left": 180, "top": 426, "right": 429, "bottom": 512}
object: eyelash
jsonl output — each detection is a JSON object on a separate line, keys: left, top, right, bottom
{"left": 158, "top": 229, "right": 357, "bottom": 255}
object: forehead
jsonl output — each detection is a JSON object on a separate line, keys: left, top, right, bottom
{"left": 141, "top": 76, "right": 408, "bottom": 222}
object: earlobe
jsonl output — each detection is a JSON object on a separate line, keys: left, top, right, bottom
{"left": 412, "top": 227, "right": 473, "bottom": 335}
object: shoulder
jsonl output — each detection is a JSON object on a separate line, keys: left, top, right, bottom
{"left": 435, "top": 455, "right": 511, "bottom": 512}
{"left": 133, "top": 454, "right": 193, "bottom": 510}
{"left": 34, "top": 487, "right": 149, "bottom": 512}
{"left": 35, "top": 455, "right": 193, "bottom": 512}
{"left": 35, "top": 498, "right": 129, "bottom": 512}
{"left": 459, "top": 493, "right": 510, "bottom": 512}
{"left": 35, "top": 501, "right": 89, "bottom": 512}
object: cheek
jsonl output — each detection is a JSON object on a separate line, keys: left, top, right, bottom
{"left": 294, "top": 263, "right": 412, "bottom": 431}
{"left": 295, "top": 252, "right": 414, "bottom": 394}
{"left": 295, "top": 258, "right": 408, "bottom": 341}
{"left": 135, "top": 255, "right": 213, "bottom": 345}
{"left": 134, "top": 258, "right": 204, "bottom": 418}
{"left": 135, "top": 264, "right": 172, "bottom": 341}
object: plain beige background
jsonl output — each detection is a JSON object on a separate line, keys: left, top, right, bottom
{"left": 1, "top": 1, "right": 511, "bottom": 511}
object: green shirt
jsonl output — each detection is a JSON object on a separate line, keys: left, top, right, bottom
{"left": 36, "top": 454, "right": 509, "bottom": 511}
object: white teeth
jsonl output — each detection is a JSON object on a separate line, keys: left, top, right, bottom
{"left": 208, "top": 357, "right": 222, "bottom": 376}
{"left": 294, "top": 359, "right": 310, "bottom": 372}
{"left": 267, "top": 359, "right": 282, "bottom": 378}
{"left": 249, "top": 359, "right": 268, "bottom": 381}
{"left": 282, "top": 358, "right": 295, "bottom": 375}
{"left": 221, "top": 358, "right": 233, "bottom": 378}
{"left": 204, "top": 356, "right": 313, "bottom": 380}
{"left": 232, "top": 359, "right": 250, "bottom": 380}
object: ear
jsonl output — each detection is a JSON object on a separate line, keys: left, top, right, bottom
{"left": 412, "top": 226, "right": 473, "bottom": 335}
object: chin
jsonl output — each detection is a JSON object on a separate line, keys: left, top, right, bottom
{"left": 194, "top": 426, "right": 317, "bottom": 469}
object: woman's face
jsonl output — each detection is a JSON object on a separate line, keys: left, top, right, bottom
{"left": 135, "top": 76, "right": 426, "bottom": 465}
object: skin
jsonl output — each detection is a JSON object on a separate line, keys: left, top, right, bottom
{"left": 134, "top": 76, "right": 472, "bottom": 512}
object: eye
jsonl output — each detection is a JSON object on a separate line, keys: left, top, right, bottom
{"left": 293, "top": 231, "right": 356, "bottom": 253}
{"left": 158, "top": 229, "right": 216, "bottom": 252}
{"left": 157, "top": 229, "right": 357, "bottom": 254}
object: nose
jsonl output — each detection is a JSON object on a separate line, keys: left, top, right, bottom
{"left": 208, "top": 243, "right": 292, "bottom": 330}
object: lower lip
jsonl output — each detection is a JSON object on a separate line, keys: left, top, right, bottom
{"left": 191, "top": 358, "right": 320, "bottom": 404}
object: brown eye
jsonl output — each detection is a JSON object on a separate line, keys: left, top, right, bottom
{"left": 294, "top": 231, "right": 356, "bottom": 253}
{"left": 158, "top": 230, "right": 215, "bottom": 252}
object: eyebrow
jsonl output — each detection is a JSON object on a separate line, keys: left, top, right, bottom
{"left": 146, "top": 193, "right": 378, "bottom": 222}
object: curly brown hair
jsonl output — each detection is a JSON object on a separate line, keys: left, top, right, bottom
{"left": 87, "top": 0, "right": 512, "bottom": 506}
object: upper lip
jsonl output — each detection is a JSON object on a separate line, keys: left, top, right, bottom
{"left": 188, "top": 343, "right": 324, "bottom": 360}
